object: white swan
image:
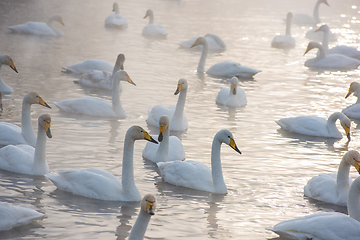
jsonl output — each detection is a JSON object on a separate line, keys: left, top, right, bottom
{"left": 142, "top": 115, "right": 185, "bottom": 163}
{"left": 146, "top": 79, "right": 188, "bottom": 132}
{"left": 46, "top": 126, "right": 158, "bottom": 201}
{"left": 0, "top": 114, "right": 52, "bottom": 176}
{"left": 0, "top": 92, "right": 51, "bottom": 147}
{"left": 0, "top": 202, "right": 44, "bottom": 231}
{"left": 104, "top": 2, "right": 128, "bottom": 29}
{"left": 271, "top": 12, "right": 296, "bottom": 49}
{"left": 74, "top": 54, "right": 125, "bottom": 90}
{"left": 54, "top": 70, "right": 135, "bottom": 118}
{"left": 291, "top": 0, "right": 329, "bottom": 26}
{"left": 142, "top": 9, "right": 168, "bottom": 39}
{"left": 303, "top": 42, "right": 360, "bottom": 69}
{"left": 128, "top": 194, "right": 156, "bottom": 240}
{"left": 157, "top": 129, "right": 241, "bottom": 194}
{"left": 266, "top": 176, "right": 360, "bottom": 240}
{"left": 0, "top": 55, "right": 18, "bottom": 95}
{"left": 343, "top": 82, "right": 360, "bottom": 119}
{"left": 305, "top": 24, "right": 337, "bottom": 42}
{"left": 304, "top": 150, "right": 360, "bottom": 206}
{"left": 179, "top": 33, "right": 226, "bottom": 52}
{"left": 276, "top": 112, "right": 351, "bottom": 140}
{"left": 62, "top": 59, "right": 114, "bottom": 75}
{"left": 7, "top": 15, "right": 64, "bottom": 37}
{"left": 191, "top": 37, "right": 261, "bottom": 78}
{"left": 216, "top": 76, "right": 247, "bottom": 107}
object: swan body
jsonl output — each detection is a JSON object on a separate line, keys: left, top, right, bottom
{"left": 0, "top": 202, "right": 44, "bottom": 231}
{"left": 147, "top": 79, "right": 188, "bottom": 132}
{"left": 271, "top": 12, "right": 295, "bottom": 49}
{"left": 7, "top": 15, "right": 64, "bottom": 36}
{"left": 128, "top": 194, "right": 156, "bottom": 240}
{"left": 179, "top": 33, "right": 226, "bottom": 52}
{"left": 47, "top": 126, "right": 158, "bottom": 201}
{"left": 0, "top": 114, "right": 52, "bottom": 176}
{"left": 304, "top": 150, "right": 360, "bottom": 206}
{"left": 104, "top": 2, "right": 128, "bottom": 29}
{"left": 291, "top": 0, "right": 329, "bottom": 26}
{"left": 304, "top": 42, "right": 360, "bottom": 69}
{"left": 74, "top": 54, "right": 125, "bottom": 90}
{"left": 0, "top": 55, "right": 18, "bottom": 95}
{"left": 192, "top": 37, "right": 261, "bottom": 78}
{"left": 276, "top": 112, "right": 351, "bottom": 140}
{"left": 0, "top": 92, "right": 51, "bottom": 147}
{"left": 157, "top": 129, "right": 241, "bottom": 194}
{"left": 62, "top": 59, "right": 114, "bottom": 75}
{"left": 343, "top": 82, "right": 360, "bottom": 119}
{"left": 143, "top": 115, "right": 185, "bottom": 163}
{"left": 216, "top": 76, "right": 247, "bottom": 107}
{"left": 142, "top": 9, "right": 168, "bottom": 38}
{"left": 54, "top": 70, "right": 135, "bottom": 118}
{"left": 267, "top": 176, "right": 360, "bottom": 240}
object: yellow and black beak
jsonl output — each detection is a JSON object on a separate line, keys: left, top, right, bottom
{"left": 229, "top": 137, "right": 241, "bottom": 154}
{"left": 127, "top": 75, "right": 136, "bottom": 86}
{"left": 345, "top": 90, "right": 352, "bottom": 99}
{"left": 354, "top": 160, "right": 360, "bottom": 174}
{"left": 232, "top": 84, "right": 237, "bottom": 95}
{"left": 303, "top": 46, "right": 311, "bottom": 56}
{"left": 190, "top": 39, "right": 199, "bottom": 48}
{"left": 10, "top": 60, "right": 18, "bottom": 73}
{"left": 143, "top": 131, "right": 158, "bottom": 144}
{"left": 39, "top": 97, "right": 52, "bottom": 109}
{"left": 146, "top": 199, "right": 155, "bottom": 215}
{"left": 45, "top": 121, "right": 52, "bottom": 138}
{"left": 158, "top": 125, "right": 165, "bottom": 142}
{"left": 345, "top": 125, "right": 351, "bottom": 141}
{"left": 174, "top": 84, "right": 182, "bottom": 95}
{"left": 324, "top": 0, "right": 330, "bottom": 7}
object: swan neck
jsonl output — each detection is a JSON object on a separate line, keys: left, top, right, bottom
{"left": 313, "top": 0, "right": 322, "bottom": 23}
{"left": 21, "top": 99, "right": 36, "bottom": 145}
{"left": 322, "top": 29, "right": 329, "bottom": 52}
{"left": 122, "top": 133, "right": 136, "bottom": 192}
{"left": 336, "top": 156, "right": 351, "bottom": 195}
{"left": 33, "top": 125, "right": 49, "bottom": 175}
{"left": 348, "top": 178, "right": 360, "bottom": 222}
{"left": 315, "top": 43, "right": 326, "bottom": 59}
{"left": 172, "top": 89, "right": 187, "bottom": 121}
{"left": 285, "top": 16, "right": 292, "bottom": 35}
{"left": 128, "top": 210, "right": 151, "bottom": 240}
{"left": 148, "top": 12, "right": 154, "bottom": 24}
{"left": 157, "top": 128, "right": 169, "bottom": 162}
{"left": 211, "top": 137, "right": 226, "bottom": 192}
{"left": 197, "top": 41, "right": 208, "bottom": 73}
{"left": 111, "top": 79, "right": 123, "bottom": 114}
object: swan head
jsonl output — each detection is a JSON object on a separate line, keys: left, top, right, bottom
{"left": 191, "top": 37, "right": 207, "bottom": 48}
{"left": 344, "top": 150, "right": 360, "bottom": 174}
{"left": 340, "top": 115, "right": 351, "bottom": 141}
{"left": 315, "top": 24, "right": 330, "bottom": 33}
{"left": 112, "top": 2, "right": 119, "bottom": 13}
{"left": 286, "top": 12, "right": 293, "bottom": 20}
{"left": 127, "top": 126, "right": 158, "bottom": 144}
{"left": 144, "top": 9, "right": 153, "bottom": 19}
{"left": 230, "top": 77, "right": 239, "bottom": 95}
{"left": 158, "top": 115, "right": 169, "bottom": 142}
{"left": 0, "top": 55, "right": 18, "bottom": 73}
{"left": 345, "top": 82, "right": 360, "bottom": 99}
{"left": 39, "top": 114, "right": 52, "bottom": 138}
{"left": 51, "top": 15, "right": 65, "bottom": 26}
{"left": 25, "top": 91, "right": 51, "bottom": 109}
{"left": 216, "top": 129, "right": 241, "bottom": 154}
{"left": 141, "top": 194, "right": 156, "bottom": 215}
{"left": 174, "top": 78, "right": 188, "bottom": 95}
{"left": 304, "top": 42, "right": 322, "bottom": 56}
{"left": 113, "top": 70, "right": 136, "bottom": 86}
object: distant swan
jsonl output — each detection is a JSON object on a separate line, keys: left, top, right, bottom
{"left": 7, "top": 15, "right": 65, "bottom": 37}
{"left": 216, "top": 76, "right": 247, "bottom": 107}
{"left": 62, "top": 59, "right": 114, "bottom": 75}
{"left": 292, "top": 0, "right": 329, "bottom": 26}
{"left": 192, "top": 37, "right": 261, "bottom": 78}
{"left": 179, "top": 33, "right": 226, "bottom": 52}
{"left": 157, "top": 129, "right": 241, "bottom": 194}
{"left": 342, "top": 82, "right": 360, "bottom": 119}
{"left": 104, "top": 2, "right": 128, "bottom": 29}
{"left": 147, "top": 79, "right": 188, "bottom": 131}
{"left": 305, "top": 24, "right": 337, "bottom": 42}
{"left": 142, "top": 9, "right": 168, "bottom": 39}
{"left": 47, "top": 126, "right": 158, "bottom": 201}
{"left": 271, "top": 12, "right": 295, "bottom": 49}
{"left": 0, "top": 55, "right": 18, "bottom": 95}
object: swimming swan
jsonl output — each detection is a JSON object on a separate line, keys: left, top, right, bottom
{"left": 271, "top": 12, "right": 295, "bottom": 49}
{"left": 7, "top": 15, "right": 65, "bottom": 37}
{"left": 179, "top": 33, "right": 226, "bottom": 52}
{"left": 0, "top": 55, "right": 18, "bottom": 95}
{"left": 128, "top": 194, "right": 156, "bottom": 240}
{"left": 343, "top": 82, "right": 360, "bottom": 119}
{"left": 142, "top": 115, "right": 185, "bottom": 163}
{"left": 266, "top": 176, "right": 360, "bottom": 240}
{"left": 0, "top": 114, "right": 52, "bottom": 176}
{"left": 304, "top": 150, "right": 360, "bottom": 206}
{"left": 0, "top": 91, "right": 51, "bottom": 147}
{"left": 276, "top": 112, "right": 351, "bottom": 140}
{"left": 292, "top": 0, "right": 329, "bottom": 26}
{"left": 216, "top": 76, "right": 247, "bottom": 107}
{"left": 191, "top": 37, "right": 261, "bottom": 78}
{"left": 146, "top": 79, "right": 188, "bottom": 131}
{"left": 142, "top": 9, "right": 168, "bottom": 38}
{"left": 54, "top": 70, "right": 135, "bottom": 118}
{"left": 62, "top": 59, "right": 114, "bottom": 75}
{"left": 46, "top": 126, "right": 158, "bottom": 201}
{"left": 157, "top": 129, "right": 241, "bottom": 194}
{"left": 105, "top": 2, "right": 128, "bottom": 29}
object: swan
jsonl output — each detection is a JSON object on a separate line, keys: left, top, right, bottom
{"left": 142, "top": 115, "right": 185, "bottom": 163}
{"left": 146, "top": 79, "right": 188, "bottom": 132}
{"left": 216, "top": 76, "right": 247, "bottom": 107}
{"left": 191, "top": 37, "right": 261, "bottom": 78}
{"left": 104, "top": 2, "right": 128, "bottom": 29}
{"left": 271, "top": 12, "right": 296, "bottom": 49}
{"left": 0, "top": 202, "right": 44, "bottom": 231}
{"left": 304, "top": 150, "right": 360, "bottom": 206}
{"left": 266, "top": 176, "right": 360, "bottom": 240}
{"left": 0, "top": 114, "right": 52, "bottom": 176}
{"left": 305, "top": 24, "right": 337, "bottom": 42}
{"left": 276, "top": 112, "right": 351, "bottom": 140}
{"left": 62, "top": 59, "right": 114, "bottom": 75}
{"left": 179, "top": 33, "right": 226, "bottom": 52}
{"left": 74, "top": 54, "right": 125, "bottom": 90}
{"left": 342, "top": 82, "right": 360, "bottom": 119}
{"left": 0, "top": 91, "right": 51, "bottom": 147}
{"left": 7, "top": 14, "right": 64, "bottom": 37}
{"left": 291, "top": 0, "right": 329, "bottom": 26}
{"left": 157, "top": 129, "right": 241, "bottom": 194}
{"left": 0, "top": 55, "right": 18, "bottom": 95}
{"left": 142, "top": 9, "right": 168, "bottom": 39}
{"left": 46, "top": 126, "right": 158, "bottom": 201}
{"left": 54, "top": 70, "right": 135, "bottom": 118}
{"left": 303, "top": 42, "right": 360, "bottom": 69}
{"left": 128, "top": 194, "right": 156, "bottom": 240}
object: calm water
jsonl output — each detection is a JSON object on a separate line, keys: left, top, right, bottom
{"left": 0, "top": 0, "right": 360, "bottom": 239}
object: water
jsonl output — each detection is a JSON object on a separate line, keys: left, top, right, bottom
{"left": 0, "top": 0, "right": 360, "bottom": 239}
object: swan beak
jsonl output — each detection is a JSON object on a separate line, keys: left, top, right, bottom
{"left": 190, "top": 39, "right": 199, "bottom": 48}
{"left": 39, "top": 97, "right": 52, "bottom": 109}
{"left": 355, "top": 160, "right": 360, "bottom": 174}
{"left": 143, "top": 13, "right": 148, "bottom": 19}
{"left": 324, "top": 0, "right": 330, "bottom": 7}
{"left": 345, "top": 90, "right": 353, "bottom": 99}
{"left": 146, "top": 200, "right": 155, "bottom": 215}
{"left": 345, "top": 126, "right": 351, "bottom": 141}
{"left": 232, "top": 84, "right": 237, "bottom": 95}
{"left": 59, "top": 18, "right": 65, "bottom": 26}
{"left": 127, "top": 75, "right": 136, "bottom": 86}
{"left": 158, "top": 125, "right": 165, "bottom": 142}
{"left": 303, "top": 46, "right": 311, "bottom": 56}
{"left": 174, "top": 84, "right": 182, "bottom": 95}
{"left": 45, "top": 121, "right": 52, "bottom": 138}
{"left": 315, "top": 27, "right": 321, "bottom": 32}
{"left": 229, "top": 138, "right": 241, "bottom": 154}
{"left": 143, "top": 131, "right": 158, "bottom": 144}
{"left": 10, "top": 60, "right": 18, "bottom": 73}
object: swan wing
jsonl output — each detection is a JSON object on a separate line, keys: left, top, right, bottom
{"left": 0, "top": 144, "right": 34, "bottom": 174}
{"left": 207, "top": 61, "right": 261, "bottom": 78}
{"left": 178, "top": 36, "right": 199, "bottom": 48}
{"left": 168, "top": 136, "right": 186, "bottom": 161}
{"left": 0, "top": 122, "right": 28, "bottom": 146}
{"left": 314, "top": 54, "right": 360, "bottom": 69}
{"left": 216, "top": 87, "right": 230, "bottom": 105}
{"left": 271, "top": 35, "right": 296, "bottom": 49}
{"left": 147, "top": 105, "right": 175, "bottom": 127}
{"left": 328, "top": 46, "right": 360, "bottom": 60}
{"left": 75, "top": 70, "right": 116, "bottom": 90}
{"left": 62, "top": 59, "right": 114, "bottom": 74}
{"left": 105, "top": 14, "right": 128, "bottom": 28}
{"left": 342, "top": 103, "right": 360, "bottom": 119}
{"left": 7, "top": 22, "right": 56, "bottom": 36}
{"left": 142, "top": 24, "right": 168, "bottom": 37}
